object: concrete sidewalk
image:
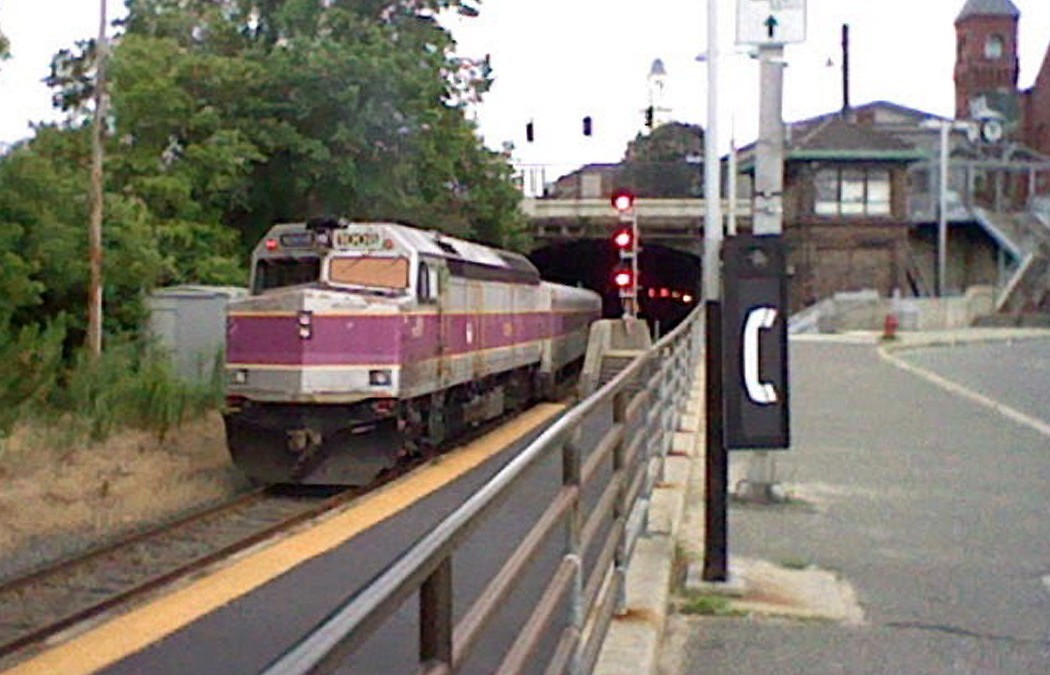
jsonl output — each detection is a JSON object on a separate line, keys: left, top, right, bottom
{"left": 593, "top": 326, "right": 1050, "bottom": 675}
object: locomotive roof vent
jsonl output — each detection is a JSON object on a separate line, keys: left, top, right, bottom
{"left": 306, "top": 215, "right": 344, "bottom": 232}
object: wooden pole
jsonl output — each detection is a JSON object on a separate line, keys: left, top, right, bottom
{"left": 87, "top": 0, "right": 108, "bottom": 357}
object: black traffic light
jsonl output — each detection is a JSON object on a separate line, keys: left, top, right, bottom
{"left": 525, "top": 120, "right": 535, "bottom": 143}
{"left": 583, "top": 115, "right": 593, "bottom": 136}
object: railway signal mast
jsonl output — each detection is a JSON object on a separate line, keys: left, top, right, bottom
{"left": 611, "top": 189, "right": 639, "bottom": 317}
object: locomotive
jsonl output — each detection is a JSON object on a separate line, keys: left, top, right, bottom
{"left": 223, "top": 218, "right": 602, "bottom": 485}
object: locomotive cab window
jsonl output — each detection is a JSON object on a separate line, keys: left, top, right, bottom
{"left": 253, "top": 257, "right": 321, "bottom": 293}
{"left": 417, "top": 262, "right": 436, "bottom": 302}
{"left": 328, "top": 256, "right": 410, "bottom": 290}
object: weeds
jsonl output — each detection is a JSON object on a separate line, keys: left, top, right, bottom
{"left": 777, "top": 558, "right": 813, "bottom": 570}
{"left": 1, "top": 323, "right": 223, "bottom": 451}
{"left": 63, "top": 341, "right": 224, "bottom": 442}
{"left": 679, "top": 591, "right": 747, "bottom": 617}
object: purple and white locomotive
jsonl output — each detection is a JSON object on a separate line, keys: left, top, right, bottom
{"left": 224, "top": 218, "right": 601, "bottom": 485}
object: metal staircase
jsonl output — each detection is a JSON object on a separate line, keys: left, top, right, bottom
{"left": 973, "top": 207, "right": 1050, "bottom": 313}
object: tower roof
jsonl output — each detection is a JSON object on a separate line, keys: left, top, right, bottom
{"left": 649, "top": 58, "right": 666, "bottom": 77}
{"left": 956, "top": 0, "right": 1020, "bottom": 22}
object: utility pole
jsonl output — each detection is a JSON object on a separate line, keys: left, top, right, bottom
{"left": 740, "top": 41, "right": 788, "bottom": 501}
{"left": 87, "top": 0, "right": 108, "bottom": 357}
{"left": 701, "top": 0, "right": 727, "bottom": 583}
{"left": 729, "top": 0, "right": 803, "bottom": 504}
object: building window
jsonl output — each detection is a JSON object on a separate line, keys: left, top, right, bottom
{"left": 985, "top": 34, "right": 1003, "bottom": 59}
{"left": 815, "top": 168, "right": 891, "bottom": 217}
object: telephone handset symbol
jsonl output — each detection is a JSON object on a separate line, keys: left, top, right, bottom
{"left": 743, "top": 306, "right": 778, "bottom": 405}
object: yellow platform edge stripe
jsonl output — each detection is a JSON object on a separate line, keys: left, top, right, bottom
{"left": 6, "top": 403, "right": 565, "bottom": 675}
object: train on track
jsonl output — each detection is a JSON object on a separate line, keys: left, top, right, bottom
{"left": 224, "top": 218, "right": 602, "bottom": 485}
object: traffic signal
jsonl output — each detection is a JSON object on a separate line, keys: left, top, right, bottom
{"left": 526, "top": 120, "right": 535, "bottom": 143}
{"left": 612, "top": 226, "right": 634, "bottom": 251}
{"left": 583, "top": 115, "right": 593, "bottom": 136}
{"left": 610, "top": 188, "right": 635, "bottom": 214}
{"left": 613, "top": 266, "right": 634, "bottom": 290}
{"left": 644, "top": 105, "right": 654, "bottom": 129}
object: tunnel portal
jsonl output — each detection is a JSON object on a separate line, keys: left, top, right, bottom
{"left": 529, "top": 239, "right": 702, "bottom": 336}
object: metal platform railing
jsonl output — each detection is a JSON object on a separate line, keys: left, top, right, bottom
{"left": 263, "top": 308, "right": 702, "bottom": 675}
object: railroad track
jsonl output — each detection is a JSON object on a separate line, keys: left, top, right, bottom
{"left": 0, "top": 400, "right": 568, "bottom": 669}
{"left": 0, "top": 483, "right": 363, "bottom": 667}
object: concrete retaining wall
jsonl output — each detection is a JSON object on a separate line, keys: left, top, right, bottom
{"left": 792, "top": 286, "right": 997, "bottom": 333}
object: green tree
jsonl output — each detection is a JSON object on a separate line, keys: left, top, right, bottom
{"left": 620, "top": 122, "right": 705, "bottom": 198}
{"left": 0, "top": 126, "right": 168, "bottom": 341}
{"left": 115, "top": 0, "right": 521, "bottom": 248}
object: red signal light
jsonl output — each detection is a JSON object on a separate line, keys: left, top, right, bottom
{"left": 610, "top": 189, "right": 635, "bottom": 212}
{"left": 612, "top": 227, "right": 633, "bottom": 249}
{"left": 613, "top": 268, "right": 634, "bottom": 289}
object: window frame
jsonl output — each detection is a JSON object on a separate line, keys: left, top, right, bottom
{"left": 813, "top": 167, "right": 893, "bottom": 219}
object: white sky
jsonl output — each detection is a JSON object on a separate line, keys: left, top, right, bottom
{"left": 2, "top": 0, "right": 1048, "bottom": 171}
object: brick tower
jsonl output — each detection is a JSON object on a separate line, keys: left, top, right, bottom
{"left": 954, "top": 0, "right": 1021, "bottom": 120}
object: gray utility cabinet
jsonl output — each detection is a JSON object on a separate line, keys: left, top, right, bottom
{"left": 147, "top": 285, "right": 247, "bottom": 383}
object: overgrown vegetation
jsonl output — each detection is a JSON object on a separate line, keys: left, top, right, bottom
{"left": 678, "top": 591, "right": 746, "bottom": 617}
{"left": 0, "top": 319, "right": 223, "bottom": 450}
{"left": 0, "top": 0, "right": 523, "bottom": 446}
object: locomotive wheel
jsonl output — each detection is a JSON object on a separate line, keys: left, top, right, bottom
{"left": 399, "top": 399, "right": 427, "bottom": 459}
{"left": 426, "top": 391, "right": 447, "bottom": 450}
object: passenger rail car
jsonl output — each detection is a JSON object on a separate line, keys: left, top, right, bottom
{"left": 224, "top": 219, "right": 601, "bottom": 485}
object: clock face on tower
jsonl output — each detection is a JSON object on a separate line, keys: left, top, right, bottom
{"left": 985, "top": 35, "right": 1004, "bottom": 60}
{"left": 980, "top": 118, "right": 1004, "bottom": 143}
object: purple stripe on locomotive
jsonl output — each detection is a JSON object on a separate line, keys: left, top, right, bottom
{"left": 227, "top": 315, "right": 402, "bottom": 366}
{"left": 227, "top": 311, "right": 592, "bottom": 367}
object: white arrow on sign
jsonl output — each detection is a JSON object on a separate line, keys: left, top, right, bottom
{"left": 737, "top": 0, "right": 807, "bottom": 45}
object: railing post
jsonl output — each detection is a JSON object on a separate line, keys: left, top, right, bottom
{"left": 562, "top": 429, "right": 584, "bottom": 675}
{"left": 612, "top": 389, "right": 629, "bottom": 615}
{"left": 420, "top": 557, "right": 453, "bottom": 668}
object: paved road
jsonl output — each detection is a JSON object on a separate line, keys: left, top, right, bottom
{"left": 897, "top": 338, "right": 1050, "bottom": 427}
{"left": 663, "top": 338, "right": 1050, "bottom": 675}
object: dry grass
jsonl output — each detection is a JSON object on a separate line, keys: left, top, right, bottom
{"left": 0, "top": 412, "right": 248, "bottom": 566}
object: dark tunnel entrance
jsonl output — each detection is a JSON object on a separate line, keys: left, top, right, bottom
{"left": 529, "top": 240, "right": 702, "bottom": 336}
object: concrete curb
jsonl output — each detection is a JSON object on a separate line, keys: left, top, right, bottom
{"left": 592, "top": 373, "right": 703, "bottom": 675}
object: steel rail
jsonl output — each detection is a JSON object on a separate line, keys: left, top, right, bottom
{"left": 0, "top": 485, "right": 362, "bottom": 662}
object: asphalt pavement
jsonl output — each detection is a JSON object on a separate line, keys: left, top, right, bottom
{"left": 652, "top": 330, "right": 1050, "bottom": 675}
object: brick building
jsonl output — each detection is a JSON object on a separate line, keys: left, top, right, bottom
{"left": 955, "top": 0, "right": 1050, "bottom": 180}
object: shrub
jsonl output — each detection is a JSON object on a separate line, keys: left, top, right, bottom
{"left": 0, "top": 318, "right": 67, "bottom": 439}
{"left": 64, "top": 340, "right": 224, "bottom": 441}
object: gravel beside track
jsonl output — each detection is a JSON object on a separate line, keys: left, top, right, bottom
{"left": 0, "top": 485, "right": 359, "bottom": 668}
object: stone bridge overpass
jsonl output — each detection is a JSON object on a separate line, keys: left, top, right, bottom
{"left": 521, "top": 197, "right": 754, "bottom": 257}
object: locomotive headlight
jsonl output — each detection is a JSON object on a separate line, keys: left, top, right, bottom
{"left": 369, "top": 369, "right": 392, "bottom": 386}
{"left": 297, "top": 310, "right": 313, "bottom": 340}
{"left": 230, "top": 369, "right": 249, "bottom": 385}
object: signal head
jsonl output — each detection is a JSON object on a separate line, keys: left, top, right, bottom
{"left": 610, "top": 188, "right": 635, "bottom": 213}
{"left": 612, "top": 227, "right": 633, "bottom": 250}
{"left": 613, "top": 267, "right": 634, "bottom": 289}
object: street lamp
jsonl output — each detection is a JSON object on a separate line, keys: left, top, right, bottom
{"left": 922, "top": 117, "right": 975, "bottom": 297}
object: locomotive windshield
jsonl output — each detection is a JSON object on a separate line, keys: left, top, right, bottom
{"left": 328, "top": 256, "right": 410, "bottom": 290}
{"left": 253, "top": 257, "right": 321, "bottom": 293}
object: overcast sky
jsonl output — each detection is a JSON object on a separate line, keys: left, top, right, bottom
{"left": 2, "top": 0, "right": 1048, "bottom": 171}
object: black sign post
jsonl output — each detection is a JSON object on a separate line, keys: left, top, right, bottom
{"left": 722, "top": 234, "right": 790, "bottom": 450}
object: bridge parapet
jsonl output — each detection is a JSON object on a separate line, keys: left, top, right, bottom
{"left": 524, "top": 197, "right": 753, "bottom": 253}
